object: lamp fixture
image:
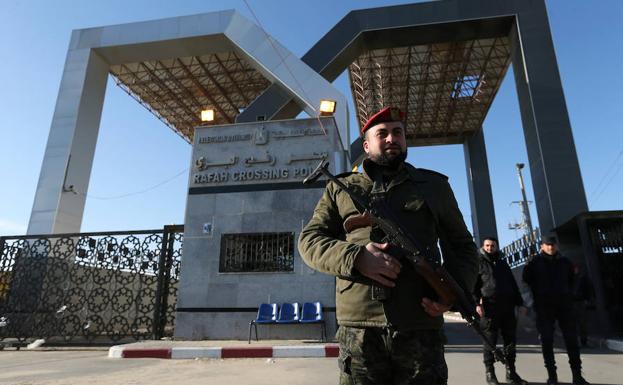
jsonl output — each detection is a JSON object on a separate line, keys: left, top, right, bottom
{"left": 201, "top": 109, "right": 215, "bottom": 122}
{"left": 319, "top": 100, "right": 336, "bottom": 116}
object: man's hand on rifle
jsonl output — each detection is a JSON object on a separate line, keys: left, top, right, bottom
{"left": 421, "top": 297, "right": 451, "bottom": 317}
{"left": 476, "top": 304, "right": 484, "bottom": 317}
{"left": 354, "top": 242, "right": 402, "bottom": 287}
{"left": 476, "top": 298, "right": 484, "bottom": 317}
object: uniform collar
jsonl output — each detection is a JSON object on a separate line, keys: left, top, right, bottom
{"left": 362, "top": 158, "right": 413, "bottom": 192}
{"left": 540, "top": 251, "right": 559, "bottom": 260}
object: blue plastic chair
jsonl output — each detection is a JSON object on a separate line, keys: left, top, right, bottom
{"left": 300, "top": 302, "right": 326, "bottom": 341}
{"left": 276, "top": 302, "right": 300, "bottom": 324}
{"left": 248, "top": 303, "right": 278, "bottom": 343}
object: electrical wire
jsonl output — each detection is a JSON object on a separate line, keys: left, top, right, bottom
{"left": 592, "top": 150, "right": 623, "bottom": 203}
{"left": 241, "top": 0, "right": 328, "bottom": 137}
{"left": 71, "top": 168, "right": 189, "bottom": 200}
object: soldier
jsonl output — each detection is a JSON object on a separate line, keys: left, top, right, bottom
{"left": 522, "top": 235, "right": 590, "bottom": 385}
{"left": 473, "top": 237, "right": 528, "bottom": 385}
{"left": 298, "top": 107, "right": 478, "bottom": 385}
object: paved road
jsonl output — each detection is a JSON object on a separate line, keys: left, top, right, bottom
{"left": 0, "top": 321, "right": 621, "bottom": 385}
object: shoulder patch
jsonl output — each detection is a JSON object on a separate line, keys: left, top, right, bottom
{"left": 416, "top": 168, "right": 448, "bottom": 180}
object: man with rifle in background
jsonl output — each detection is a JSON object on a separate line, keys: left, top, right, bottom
{"left": 298, "top": 107, "right": 479, "bottom": 385}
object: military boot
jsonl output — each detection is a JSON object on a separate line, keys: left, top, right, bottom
{"left": 572, "top": 368, "right": 590, "bottom": 385}
{"left": 506, "top": 362, "right": 528, "bottom": 385}
{"left": 485, "top": 365, "right": 499, "bottom": 385}
{"left": 546, "top": 367, "right": 558, "bottom": 385}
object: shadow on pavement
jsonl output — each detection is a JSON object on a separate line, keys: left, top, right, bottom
{"left": 443, "top": 319, "right": 617, "bottom": 356}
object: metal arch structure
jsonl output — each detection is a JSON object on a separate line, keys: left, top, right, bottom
{"left": 238, "top": 0, "right": 589, "bottom": 242}
{"left": 27, "top": 10, "right": 348, "bottom": 235}
{"left": 28, "top": 0, "right": 590, "bottom": 244}
{"left": 237, "top": 4, "right": 518, "bottom": 147}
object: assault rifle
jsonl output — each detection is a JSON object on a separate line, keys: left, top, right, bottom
{"left": 303, "top": 160, "right": 506, "bottom": 364}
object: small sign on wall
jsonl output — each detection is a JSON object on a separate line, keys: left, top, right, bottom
{"left": 202, "top": 222, "right": 213, "bottom": 236}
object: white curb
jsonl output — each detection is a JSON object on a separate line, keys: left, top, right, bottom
{"left": 108, "top": 345, "right": 124, "bottom": 358}
{"left": 171, "top": 347, "right": 222, "bottom": 359}
{"left": 273, "top": 345, "right": 327, "bottom": 358}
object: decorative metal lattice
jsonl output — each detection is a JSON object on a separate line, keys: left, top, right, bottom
{"left": 501, "top": 228, "right": 541, "bottom": 269}
{"left": 0, "top": 226, "right": 183, "bottom": 345}
{"left": 589, "top": 219, "right": 623, "bottom": 332}
{"left": 219, "top": 232, "right": 294, "bottom": 273}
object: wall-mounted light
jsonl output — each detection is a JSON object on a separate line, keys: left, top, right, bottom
{"left": 201, "top": 109, "right": 215, "bottom": 122}
{"left": 319, "top": 100, "right": 336, "bottom": 116}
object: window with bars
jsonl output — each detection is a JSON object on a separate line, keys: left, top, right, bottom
{"left": 219, "top": 232, "right": 295, "bottom": 273}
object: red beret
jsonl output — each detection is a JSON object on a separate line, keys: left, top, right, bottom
{"left": 361, "top": 107, "right": 405, "bottom": 135}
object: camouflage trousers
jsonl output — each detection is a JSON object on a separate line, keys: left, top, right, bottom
{"left": 336, "top": 326, "right": 448, "bottom": 385}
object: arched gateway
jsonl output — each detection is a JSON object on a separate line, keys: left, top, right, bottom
{"left": 27, "top": 1, "right": 602, "bottom": 339}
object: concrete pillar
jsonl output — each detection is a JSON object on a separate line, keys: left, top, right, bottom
{"left": 463, "top": 128, "right": 498, "bottom": 246}
{"left": 510, "top": 4, "right": 588, "bottom": 235}
{"left": 27, "top": 39, "right": 109, "bottom": 234}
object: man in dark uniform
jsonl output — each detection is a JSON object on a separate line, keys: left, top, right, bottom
{"left": 298, "top": 107, "right": 478, "bottom": 385}
{"left": 473, "top": 237, "right": 528, "bottom": 385}
{"left": 523, "top": 235, "right": 590, "bottom": 385}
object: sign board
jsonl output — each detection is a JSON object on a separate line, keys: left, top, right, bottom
{"left": 189, "top": 117, "right": 343, "bottom": 190}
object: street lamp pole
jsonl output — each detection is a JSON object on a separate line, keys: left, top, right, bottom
{"left": 515, "top": 163, "right": 534, "bottom": 240}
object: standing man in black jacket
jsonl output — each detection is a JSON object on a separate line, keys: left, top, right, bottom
{"left": 473, "top": 237, "right": 528, "bottom": 385}
{"left": 523, "top": 235, "right": 590, "bottom": 385}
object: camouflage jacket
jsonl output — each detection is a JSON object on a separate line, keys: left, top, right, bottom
{"left": 298, "top": 160, "right": 478, "bottom": 330}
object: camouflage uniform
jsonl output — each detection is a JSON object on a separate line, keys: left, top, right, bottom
{"left": 337, "top": 326, "right": 448, "bottom": 385}
{"left": 298, "top": 159, "right": 478, "bottom": 385}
